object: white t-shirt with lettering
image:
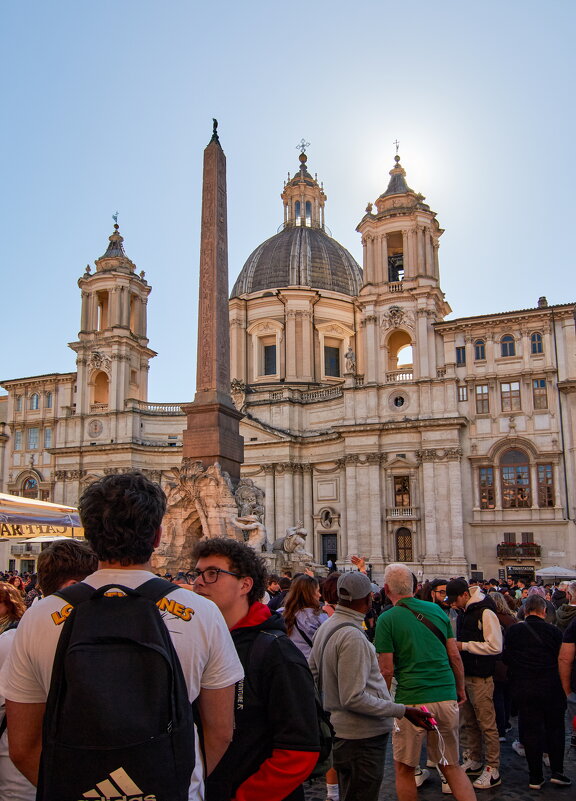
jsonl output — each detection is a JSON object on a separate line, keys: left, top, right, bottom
{"left": 0, "top": 570, "right": 244, "bottom": 801}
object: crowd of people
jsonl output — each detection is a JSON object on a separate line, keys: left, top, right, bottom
{"left": 0, "top": 471, "right": 573, "bottom": 801}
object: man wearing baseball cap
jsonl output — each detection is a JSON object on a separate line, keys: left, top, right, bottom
{"left": 309, "top": 571, "right": 430, "bottom": 801}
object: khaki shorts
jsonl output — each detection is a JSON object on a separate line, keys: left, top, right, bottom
{"left": 392, "top": 700, "right": 460, "bottom": 767}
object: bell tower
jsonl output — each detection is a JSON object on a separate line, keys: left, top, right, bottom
{"left": 356, "top": 153, "right": 451, "bottom": 384}
{"left": 69, "top": 223, "right": 156, "bottom": 419}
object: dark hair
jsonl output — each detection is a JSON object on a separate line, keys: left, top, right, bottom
{"left": 283, "top": 575, "right": 321, "bottom": 636}
{"left": 268, "top": 574, "right": 280, "bottom": 585}
{"left": 8, "top": 575, "right": 25, "bottom": 594}
{"left": 279, "top": 576, "right": 292, "bottom": 590}
{"left": 192, "top": 537, "right": 267, "bottom": 605}
{"left": 524, "top": 594, "right": 546, "bottom": 615}
{"left": 321, "top": 572, "right": 341, "bottom": 605}
{"left": 37, "top": 539, "right": 99, "bottom": 596}
{"left": 0, "top": 582, "right": 27, "bottom": 619}
{"left": 78, "top": 472, "right": 166, "bottom": 566}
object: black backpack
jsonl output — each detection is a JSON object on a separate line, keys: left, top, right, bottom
{"left": 249, "top": 630, "right": 334, "bottom": 780}
{"left": 37, "top": 578, "right": 195, "bottom": 801}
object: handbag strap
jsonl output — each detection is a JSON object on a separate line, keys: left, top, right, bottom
{"left": 396, "top": 600, "right": 447, "bottom": 647}
{"left": 294, "top": 619, "right": 314, "bottom": 648}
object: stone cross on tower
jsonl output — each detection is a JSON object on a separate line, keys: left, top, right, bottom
{"left": 181, "top": 124, "right": 244, "bottom": 480}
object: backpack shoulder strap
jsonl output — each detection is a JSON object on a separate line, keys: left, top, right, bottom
{"left": 53, "top": 581, "right": 95, "bottom": 606}
{"left": 294, "top": 619, "right": 314, "bottom": 648}
{"left": 395, "top": 600, "right": 447, "bottom": 647}
{"left": 132, "top": 577, "right": 180, "bottom": 603}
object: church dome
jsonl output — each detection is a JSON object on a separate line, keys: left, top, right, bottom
{"left": 231, "top": 224, "right": 362, "bottom": 297}
{"left": 231, "top": 149, "right": 362, "bottom": 298}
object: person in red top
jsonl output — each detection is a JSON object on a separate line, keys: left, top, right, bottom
{"left": 192, "top": 537, "right": 319, "bottom": 801}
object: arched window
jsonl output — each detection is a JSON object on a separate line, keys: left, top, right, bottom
{"left": 45, "top": 392, "right": 52, "bottom": 409}
{"left": 396, "top": 528, "right": 413, "bottom": 562}
{"left": 530, "top": 332, "right": 543, "bottom": 355}
{"left": 501, "top": 448, "right": 531, "bottom": 508}
{"left": 93, "top": 371, "right": 109, "bottom": 405}
{"left": 29, "top": 393, "right": 39, "bottom": 410}
{"left": 22, "top": 477, "right": 39, "bottom": 499}
{"left": 294, "top": 201, "right": 301, "bottom": 225}
{"left": 474, "top": 339, "right": 486, "bottom": 361}
{"left": 500, "top": 335, "right": 515, "bottom": 357}
{"left": 305, "top": 201, "right": 312, "bottom": 226}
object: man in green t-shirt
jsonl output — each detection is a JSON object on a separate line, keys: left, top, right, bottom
{"left": 375, "top": 563, "right": 476, "bottom": 801}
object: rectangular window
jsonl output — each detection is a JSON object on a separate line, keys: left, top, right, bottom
{"left": 474, "top": 340, "right": 486, "bottom": 361}
{"left": 45, "top": 392, "right": 52, "bottom": 409}
{"left": 27, "top": 427, "right": 39, "bottom": 450}
{"left": 14, "top": 430, "right": 22, "bottom": 450}
{"left": 456, "top": 346, "right": 466, "bottom": 365}
{"left": 324, "top": 345, "right": 340, "bottom": 377}
{"left": 394, "top": 476, "right": 411, "bottom": 507}
{"left": 475, "top": 384, "right": 489, "bottom": 414}
{"left": 458, "top": 386, "right": 468, "bottom": 402}
{"left": 15, "top": 396, "right": 22, "bottom": 412}
{"left": 521, "top": 532, "right": 533, "bottom": 544}
{"left": 533, "top": 379, "right": 547, "bottom": 410}
{"left": 479, "top": 467, "right": 495, "bottom": 509}
{"left": 264, "top": 345, "right": 277, "bottom": 376}
{"left": 44, "top": 428, "right": 52, "bottom": 449}
{"left": 502, "top": 463, "right": 531, "bottom": 508}
{"left": 501, "top": 381, "right": 521, "bottom": 412}
{"left": 504, "top": 532, "right": 516, "bottom": 544}
{"left": 537, "top": 464, "right": 554, "bottom": 507}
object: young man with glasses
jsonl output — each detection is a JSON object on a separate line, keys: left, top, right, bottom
{"left": 192, "top": 537, "right": 320, "bottom": 801}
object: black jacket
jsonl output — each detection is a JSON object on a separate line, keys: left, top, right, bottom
{"left": 206, "top": 608, "right": 319, "bottom": 801}
{"left": 457, "top": 594, "right": 498, "bottom": 678}
{"left": 502, "top": 615, "right": 565, "bottom": 701}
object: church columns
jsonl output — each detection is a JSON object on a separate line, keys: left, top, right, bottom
{"left": 264, "top": 465, "right": 276, "bottom": 539}
{"left": 362, "top": 237, "right": 369, "bottom": 281}
{"left": 302, "top": 465, "right": 314, "bottom": 554}
{"left": 80, "top": 292, "right": 89, "bottom": 331}
{"left": 362, "top": 314, "right": 378, "bottom": 383}
{"left": 425, "top": 229, "right": 434, "bottom": 276}
{"left": 420, "top": 456, "right": 439, "bottom": 559}
{"left": 301, "top": 311, "right": 313, "bottom": 381}
{"left": 380, "top": 234, "right": 388, "bottom": 284}
{"left": 344, "top": 456, "right": 358, "bottom": 559}
{"left": 368, "top": 456, "right": 382, "bottom": 560}
{"left": 448, "top": 456, "right": 465, "bottom": 559}
{"left": 402, "top": 230, "right": 410, "bottom": 277}
{"left": 417, "top": 227, "right": 425, "bottom": 273}
{"left": 285, "top": 311, "right": 297, "bottom": 381}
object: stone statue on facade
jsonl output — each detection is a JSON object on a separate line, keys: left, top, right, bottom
{"left": 234, "top": 477, "right": 265, "bottom": 521}
{"left": 231, "top": 514, "right": 268, "bottom": 552}
{"left": 273, "top": 522, "right": 313, "bottom": 559}
{"left": 230, "top": 378, "right": 247, "bottom": 412}
{"left": 344, "top": 347, "right": 356, "bottom": 374}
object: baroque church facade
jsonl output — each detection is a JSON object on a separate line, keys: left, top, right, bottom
{"left": 2, "top": 151, "right": 575, "bottom": 582}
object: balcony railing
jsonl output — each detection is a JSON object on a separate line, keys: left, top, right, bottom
{"left": 90, "top": 403, "right": 108, "bottom": 413}
{"left": 496, "top": 543, "right": 541, "bottom": 559}
{"left": 387, "top": 506, "right": 418, "bottom": 519}
{"left": 388, "top": 282, "right": 404, "bottom": 293}
{"left": 125, "top": 400, "right": 186, "bottom": 415}
{"left": 386, "top": 370, "right": 413, "bottom": 383}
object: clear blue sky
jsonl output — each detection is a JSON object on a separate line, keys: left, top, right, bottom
{"left": 1, "top": 1, "right": 574, "bottom": 401}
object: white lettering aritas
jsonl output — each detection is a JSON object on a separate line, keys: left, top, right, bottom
{"left": 78, "top": 795, "right": 157, "bottom": 801}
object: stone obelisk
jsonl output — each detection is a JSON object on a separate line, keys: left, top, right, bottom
{"left": 182, "top": 120, "right": 244, "bottom": 480}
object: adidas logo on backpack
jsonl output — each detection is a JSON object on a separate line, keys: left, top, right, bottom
{"left": 80, "top": 766, "right": 156, "bottom": 800}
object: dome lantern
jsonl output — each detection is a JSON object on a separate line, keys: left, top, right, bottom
{"left": 280, "top": 144, "right": 327, "bottom": 230}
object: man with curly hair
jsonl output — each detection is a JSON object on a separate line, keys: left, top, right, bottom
{"left": 192, "top": 537, "right": 320, "bottom": 801}
{"left": 0, "top": 472, "right": 243, "bottom": 800}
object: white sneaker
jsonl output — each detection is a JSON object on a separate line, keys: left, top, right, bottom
{"left": 441, "top": 777, "right": 453, "bottom": 794}
{"left": 512, "top": 740, "right": 525, "bottom": 757}
{"left": 461, "top": 757, "right": 483, "bottom": 774}
{"left": 414, "top": 767, "right": 430, "bottom": 787}
{"left": 473, "top": 766, "right": 501, "bottom": 790}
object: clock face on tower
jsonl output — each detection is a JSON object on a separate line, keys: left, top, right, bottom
{"left": 87, "top": 419, "right": 103, "bottom": 438}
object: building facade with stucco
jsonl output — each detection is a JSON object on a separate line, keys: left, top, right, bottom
{"left": 1, "top": 151, "right": 575, "bottom": 582}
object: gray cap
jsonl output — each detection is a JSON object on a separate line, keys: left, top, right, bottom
{"left": 337, "top": 572, "right": 373, "bottom": 601}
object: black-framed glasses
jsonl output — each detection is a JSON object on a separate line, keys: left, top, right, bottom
{"left": 190, "top": 567, "right": 242, "bottom": 584}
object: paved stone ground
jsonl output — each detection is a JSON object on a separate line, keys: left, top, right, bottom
{"left": 304, "top": 721, "right": 575, "bottom": 800}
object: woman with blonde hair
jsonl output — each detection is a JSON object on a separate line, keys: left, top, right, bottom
{"left": 281, "top": 574, "right": 328, "bottom": 658}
